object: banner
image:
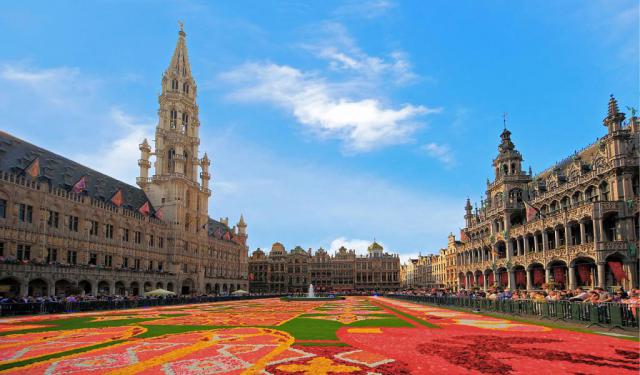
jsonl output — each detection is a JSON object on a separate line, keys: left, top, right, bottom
{"left": 607, "top": 261, "right": 627, "bottom": 282}
{"left": 524, "top": 201, "right": 540, "bottom": 222}
{"left": 499, "top": 271, "right": 508, "bottom": 287}
{"left": 25, "top": 158, "right": 40, "bottom": 178}
{"left": 533, "top": 268, "right": 544, "bottom": 286}
{"left": 577, "top": 264, "right": 591, "bottom": 284}
{"left": 110, "top": 189, "right": 124, "bottom": 207}
{"left": 488, "top": 272, "right": 494, "bottom": 285}
{"left": 553, "top": 267, "right": 566, "bottom": 286}
{"left": 515, "top": 270, "right": 526, "bottom": 287}
{"left": 71, "top": 176, "right": 86, "bottom": 194}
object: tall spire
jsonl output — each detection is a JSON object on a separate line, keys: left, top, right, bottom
{"left": 166, "top": 23, "right": 192, "bottom": 78}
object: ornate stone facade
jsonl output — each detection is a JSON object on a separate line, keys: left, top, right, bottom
{"left": 452, "top": 97, "right": 639, "bottom": 291}
{"left": 0, "top": 27, "right": 249, "bottom": 298}
{"left": 248, "top": 242, "right": 401, "bottom": 293}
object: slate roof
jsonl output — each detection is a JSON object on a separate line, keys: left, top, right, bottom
{"left": 0, "top": 131, "right": 233, "bottom": 239}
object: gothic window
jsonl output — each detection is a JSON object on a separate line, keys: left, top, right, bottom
{"left": 585, "top": 186, "right": 596, "bottom": 202}
{"left": 183, "top": 151, "right": 189, "bottom": 175}
{"left": 572, "top": 191, "right": 583, "bottom": 206}
{"left": 183, "top": 82, "right": 189, "bottom": 94}
{"left": 599, "top": 181, "right": 610, "bottom": 201}
{"left": 171, "top": 79, "right": 178, "bottom": 91}
{"left": 502, "top": 164, "right": 508, "bottom": 176}
{"left": 560, "top": 196, "right": 570, "bottom": 210}
{"left": 168, "top": 148, "right": 175, "bottom": 173}
{"left": 170, "top": 110, "right": 177, "bottom": 128}
{"left": 182, "top": 112, "right": 189, "bottom": 133}
{"left": 550, "top": 200, "right": 558, "bottom": 212}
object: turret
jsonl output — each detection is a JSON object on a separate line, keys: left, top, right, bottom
{"left": 493, "top": 126, "right": 523, "bottom": 179}
{"left": 603, "top": 94, "right": 625, "bottom": 133}
{"left": 464, "top": 198, "right": 473, "bottom": 227}
{"left": 200, "top": 152, "right": 211, "bottom": 196}
{"left": 137, "top": 138, "right": 151, "bottom": 188}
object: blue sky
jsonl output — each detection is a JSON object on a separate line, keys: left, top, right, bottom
{"left": 0, "top": 0, "right": 638, "bottom": 261}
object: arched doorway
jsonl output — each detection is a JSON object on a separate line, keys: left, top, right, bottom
{"left": 528, "top": 263, "right": 545, "bottom": 289}
{"left": 572, "top": 257, "right": 596, "bottom": 288}
{"left": 0, "top": 278, "right": 21, "bottom": 298}
{"left": 466, "top": 271, "right": 474, "bottom": 288}
{"left": 78, "top": 280, "right": 92, "bottom": 295}
{"left": 143, "top": 282, "right": 152, "bottom": 292}
{"left": 229, "top": 284, "right": 235, "bottom": 293}
{"left": 475, "top": 270, "right": 484, "bottom": 289}
{"left": 155, "top": 282, "right": 164, "bottom": 289}
{"left": 547, "top": 260, "right": 568, "bottom": 289}
{"left": 605, "top": 253, "right": 628, "bottom": 288}
{"left": 166, "top": 282, "right": 174, "bottom": 292}
{"left": 458, "top": 272, "right": 466, "bottom": 289}
{"left": 214, "top": 283, "right": 220, "bottom": 295}
{"left": 28, "top": 279, "right": 48, "bottom": 297}
{"left": 55, "top": 280, "right": 74, "bottom": 296}
{"left": 115, "top": 281, "right": 126, "bottom": 295}
{"left": 512, "top": 266, "right": 526, "bottom": 290}
{"left": 130, "top": 281, "right": 140, "bottom": 296}
{"left": 496, "top": 267, "right": 508, "bottom": 288}
{"left": 98, "top": 281, "right": 110, "bottom": 295}
{"left": 205, "top": 283, "right": 212, "bottom": 294}
{"left": 222, "top": 284, "right": 228, "bottom": 294}
{"left": 181, "top": 279, "right": 194, "bottom": 295}
{"left": 485, "top": 269, "right": 494, "bottom": 288}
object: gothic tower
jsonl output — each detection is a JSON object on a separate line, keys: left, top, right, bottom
{"left": 137, "top": 25, "right": 211, "bottom": 236}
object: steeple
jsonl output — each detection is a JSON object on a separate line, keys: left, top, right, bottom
{"left": 493, "top": 120, "right": 523, "bottom": 179}
{"left": 603, "top": 94, "right": 625, "bottom": 133}
{"left": 166, "top": 22, "right": 192, "bottom": 79}
{"left": 140, "top": 24, "right": 208, "bottom": 236}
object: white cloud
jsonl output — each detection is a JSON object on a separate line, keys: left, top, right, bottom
{"left": 73, "top": 108, "right": 154, "bottom": 184}
{"left": 329, "top": 237, "right": 379, "bottom": 256}
{"left": 423, "top": 143, "right": 455, "bottom": 167}
{"left": 306, "top": 22, "right": 418, "bottom": 86}
{"left": 221, "top": 62, "right": 436, "bottom": 152}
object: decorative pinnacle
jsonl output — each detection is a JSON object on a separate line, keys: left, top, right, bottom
{"left": 178, "top": 21, "right": 186, "bottom": 37}
{"left": 607, "top": 94, "right": 620, "bottom": 118}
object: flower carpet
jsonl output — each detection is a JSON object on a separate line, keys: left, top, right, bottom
{"left": 0, "top": 297, "right": 636, "bottom": 374}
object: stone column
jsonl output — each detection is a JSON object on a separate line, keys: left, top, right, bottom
{"left": 597, "top": 262, "right": 606, "bottom": 288}
{"left": 564, "top": 225, "right": 570, "bottom": 247}
{"left": 516, "top": 238, "right": 522, "bottom": 256}
{"left": 545, "top": 267, "right": 551, "bottom": 284}
{"left": 508, "top": 269, "right": 515, "bottom": 290}
{"left": 624, "top": 262, "right": 637, "bottom": 289}
{"left": 579, "top": 222, "right": 586, "bottom": 245}
{"left": 506, "top": 240, "right": 513, "bottom": 260}
{"left": 483, "top": 273, "right": 489, "bottom": 291}
{"left": 533, "top": 235, "right": 539, "bottom": 252}
{"left": 568, "top": 266, "right": 576, "bottom": 290}
{"left": 526, "top": 268, "right": 533, "bottom": 290}
{"left": 542, "top": 231, "right": 548, "bottom": 251}
{"left": 524, "top": 236, "right": 530, "bottom": 252}
{"left": 554, "top": 229, "right": 560, "bottom": 249}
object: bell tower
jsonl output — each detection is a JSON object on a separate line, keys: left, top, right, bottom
{"left": 138, "top": 24, "right": 211, "bottom": 234}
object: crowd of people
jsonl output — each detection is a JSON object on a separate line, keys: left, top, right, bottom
{"left": 397, "top": 285, "right": 640, "bottom": 308}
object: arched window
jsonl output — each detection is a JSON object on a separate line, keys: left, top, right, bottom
{"left": 183, "top": 82, "right": 189, "bottom": 94}
{"left": 182, "top": 113, "right": 189, "bottom": 132}
{"left": 599, "top": 181, "right": 610, "bottom": 201}
{"left": 502, "top": 164, "right": 508, "bottom": 176}
{"left": 550, "top": 200, "right": 558, "bottom": 212}
{"left": 572, "top": 191, "right": 583, "bottom": 206}
{"left": 560, "top": 196, "right": 570, "bottom": 210}
{"left": 171, "top": 79, "right": 178, "bottom": 91}
{"left": 167, "top": 148, "right": 175, "bottom": 173}
{"left": 170, "top": 110, "right": 177, "bottom": 128}
{"left": 183, "top": 151, "right": 188, "bottom": 174}
{"left": 585, "top": 186, "right": 596, "bottom": 202}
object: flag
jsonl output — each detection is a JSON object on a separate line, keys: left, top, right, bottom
{"left": 223, "top": 231, "right": 231, "bottom": 240}
{"left": 154, "top": 208, "right": 164, "bottom": 220}
{"left": 25, "top": 158, "right": 40, "bottom": 178}
{"left": 138, "top": 201, "right": 150, "bottom": 216}
{"left": 248, "top": 273, "right": 255, "bottom": 281}
{"left": 71, "top": 176, "right": 86, "bottom": 194}
{"left": 524, "top": 201, "right": 540, "bottom": 222}
{"left": 460, "top": 229, "right": 469, "bottom": 242}
{"left": 214, "top": 227, "right": 222, "bottom": 239}
{"left": 110, "top": 189, "right": 124, "bottom": 207}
